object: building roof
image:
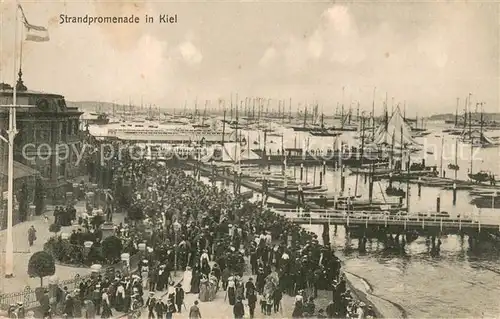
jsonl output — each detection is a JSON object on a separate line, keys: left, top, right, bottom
{"left": 0, "top": 160, "right": 40, "bottom": 180}
{"left": 0, "top": 88, "right": 64, "bottom": 98}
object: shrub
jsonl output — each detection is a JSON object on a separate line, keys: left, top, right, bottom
{"left": 49, "top": 223, "right": 61, "bottom": 234}
{"left": 28, "top": 251, "right": 55, "bottom": 286}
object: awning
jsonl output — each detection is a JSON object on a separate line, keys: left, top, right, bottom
{"left": 0, "top": 160, "right": 40, "bottom": 180}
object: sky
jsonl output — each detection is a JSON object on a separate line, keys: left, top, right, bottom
{"left": 0, "top": 0, "right": 498, "bottom": 116}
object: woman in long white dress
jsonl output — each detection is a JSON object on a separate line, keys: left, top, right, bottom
{"left": 182, "top": 266, "right": 193, "bottom": 293}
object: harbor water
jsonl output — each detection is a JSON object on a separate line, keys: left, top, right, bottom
{"left": 209, "top": 124, "right": 500, "bottom": 318}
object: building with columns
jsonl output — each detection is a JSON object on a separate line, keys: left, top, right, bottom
{"left": 0, "top": 74, "right": 84, "bottom": 207}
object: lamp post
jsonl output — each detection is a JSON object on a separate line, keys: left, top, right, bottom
{"left": 211, "top": 160, "right": 215, "bottom": 186}
{"left": 173, "top": 220, "right": 181, "bottom": 275}
{"left": 0, "top": 98, "right": 33, "bottom": 278}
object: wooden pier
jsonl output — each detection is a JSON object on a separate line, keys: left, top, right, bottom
{"left": 271, "top": 209, "right": 500, "bottom": 234}
{"left": 186, "top": 162, "right": 500, "bottom": 237}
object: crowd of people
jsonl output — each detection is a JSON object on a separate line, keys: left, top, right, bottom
{"left": 30, "top": 152, "right": 376, "bottom": 318}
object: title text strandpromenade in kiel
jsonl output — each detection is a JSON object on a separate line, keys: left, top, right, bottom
{"left": 58, "top": 14, "right": 178, "bottom": 25}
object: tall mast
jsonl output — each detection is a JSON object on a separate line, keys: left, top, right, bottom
{"left": 372, "top": 87, "right": 376, "bottom": 137}
{"left": 463, "top": 96, "right": 468, "bottom": 129}
{"left": 194, "top": 97, "right": 198, "bottom": 119}
{"left": 454, "top": 138, "right": 458, "bottom": 180}
{"left": 203, "top": 101, "right": 208, "bottom": 126}
{"left": 355, "top": 115, "right": 365, "bottom": 197}
{"left": 222, "top": 107, "right": 226, "bottom": 145}
{"left": 455, "top": 98, "right": 459, "bottom": 127}
{"left": 439, "top": 136, "right": 444, "bottom": 177}
{"left": 252, "top": 98, "right": 256, "bottom": 120}
{"left": 230, "top": 93, "right": 233, "bottom": 121}
{"left": 303, "top": 105, "right": 308, "bottom": 128}
{"left": 341, "top": 86, "right": 345, "bottom": 127}
{"left": 356, "top": 102, "right": 360, "bottom": 122}
{"left": 469, "top": 108, "right": 473, "bottom": 174}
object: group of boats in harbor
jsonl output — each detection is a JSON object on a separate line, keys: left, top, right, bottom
{"left": 84, "top": 95, "right": 500, "bottom": 212}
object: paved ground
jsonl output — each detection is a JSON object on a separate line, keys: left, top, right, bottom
{"left": 0, "top": 201, "right": 124, "bottom": 294}
{"left": 178, "top": 274, "right": 299, "bottom": 319}
{"left": 124, "top": 259, "right": 304, "bottom": 319}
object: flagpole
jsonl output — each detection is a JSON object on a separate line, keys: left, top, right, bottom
{"left": 4, "top": 3, "right": 19, "bottom": 278}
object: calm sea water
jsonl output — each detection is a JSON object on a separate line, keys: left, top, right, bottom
{"left": 211, "top": 123, "right": 500, "bottom": 318}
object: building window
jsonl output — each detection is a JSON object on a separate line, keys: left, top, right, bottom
{"left": 43, "top": 166, "right": 51, "bottom": 178}
{"left": 59, "top": 162, "right": 66, "bottom": 177}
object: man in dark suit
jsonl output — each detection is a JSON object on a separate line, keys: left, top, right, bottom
{"left": 233, "top": 297, "right": 245, "bottom": 319}
{"left": 174, "top": 283, "right": 185, "bottom": 313}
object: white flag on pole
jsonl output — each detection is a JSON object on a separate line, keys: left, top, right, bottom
{"left": 18, "top": 4, "right": 49, "bottom": 42}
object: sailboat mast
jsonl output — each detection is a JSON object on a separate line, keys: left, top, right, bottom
{"left": 372, "top": 87, "right": 376, "bottom": 137}
{"left": 479, "top": 103, "right": 484, "bottom": 146}
{"left": 222, "top": 108, "right": 226, "bottom": 146}
{"left": 303, "top": 106, "right": 308, "bottom": 128}
{"left": 463, "top": 96, "right": 468, "bottom": 129}
{"left": 469, "top": 108, "right": 473, "bottom": 174}
{"left": 341, "top": 86, "right": 345, "bottom": 128}
{"left": 202, "top": 101, "right": 207, "bottom": 125}
{"left": 400, "top": 125, "right": 403, "bottom": 171}
{"left": 439, "top": 137, "right": 444, "bottom": 177}
{"left": 455, "top": 98, "right": 459, "bottom": 127}
{"left": 194, "top": 97, "right": 198, "bottom": 119}
{"left": 252, "top": 98, "right": 256, "bottom": 120}
{"left": 454, "top": 138, "right": 458, "bottom": 180}
{"left": 234, "top": 99, "right": 239, "bottom": 166}
{"left": 230, "top": 93, "right": 233, "bottom": 121}
{"left": 406, "top": 148, "right": 410, "bottom": 212}
{"left": 355, "top": 116, "right": 365, "bottom": 197}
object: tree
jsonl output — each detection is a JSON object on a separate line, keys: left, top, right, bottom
{"left": 101, "top": 236, "right": 123, "bottom": 264}
{"left": 28, "top": 251, "right": 55, "bottom": 286}
{"left": 34, "top": 178, "right": 45, "bottom": 216}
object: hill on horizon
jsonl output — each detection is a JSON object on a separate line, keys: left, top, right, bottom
{"left": 67, "top": 101, "right": 500, "bottom": 120}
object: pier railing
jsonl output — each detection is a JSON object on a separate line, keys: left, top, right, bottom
{"left": 273, "top": 209, "right": 500, "bottom": 232}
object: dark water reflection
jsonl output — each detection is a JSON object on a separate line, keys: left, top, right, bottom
{"left": 303, "top": 223, "right": 500, "bottom": 318}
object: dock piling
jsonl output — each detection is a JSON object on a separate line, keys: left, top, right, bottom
{"left": 436, "top": 195, "right": 441, "bottom": 213}
{"left": 300, "top": 163, "right": 304, "bottom": 181}
{"left": 418, "top": 178, "right": 422, "bottom": 197}
{"left": 368, "top": 180, "right": 373, "bottom": 202}
{"left": 322, "top": 161, "right": 326, "bottom": 175}
{"left": 340, "top": 165, "right": 345, "bottom": 192}
{"left": 452, "top": 183, "right": 457, "bottom": 205}
{"left": 319, "top": 172, "right": 323, "bottom": 186}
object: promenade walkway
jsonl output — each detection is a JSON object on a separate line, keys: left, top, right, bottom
{"left": 0, "top": 203, "right": 88, "bottom": 294}
{"left": 116, "top": 258, "right": 302, "bottom": 319}
{"left": 0, "top": 202, "right": 125, "bottom": 294}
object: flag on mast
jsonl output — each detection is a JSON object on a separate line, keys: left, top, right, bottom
{"left": 18, "top": 4, "right": 49, "bottom": 42}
